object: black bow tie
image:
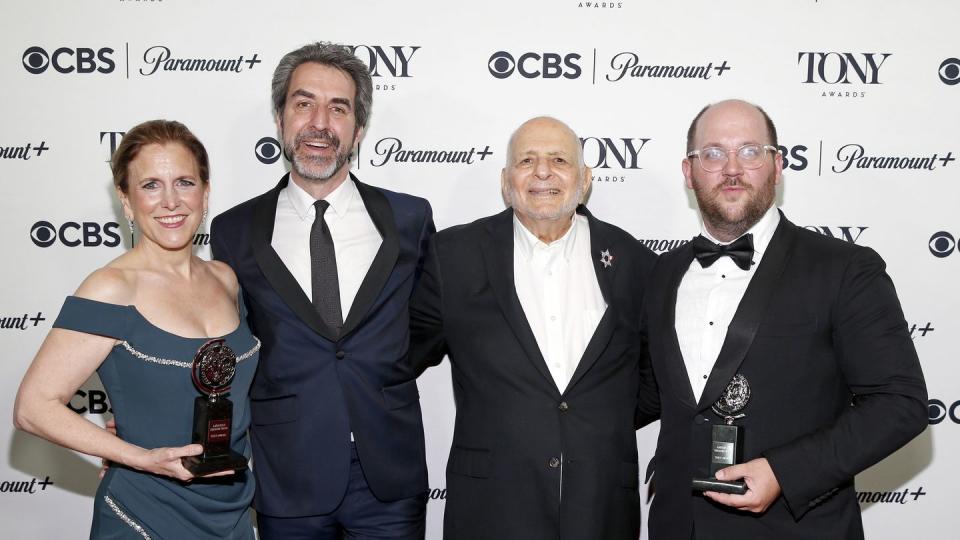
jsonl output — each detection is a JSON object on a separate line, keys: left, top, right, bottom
{"left": 691, "top": 234, "right": 754, "bottom": 271}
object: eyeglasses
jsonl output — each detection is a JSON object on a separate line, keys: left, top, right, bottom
{"left": 686, "top": 144, "right": 779, "bottom": 173}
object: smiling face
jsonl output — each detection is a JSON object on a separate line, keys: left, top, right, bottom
{"left": 119, "top": 142, "right": 208, "bottom": 252}
{"left": 502, "top": 117, "right": 590, "bottom": 231}
{"left": 278, "top": 62, "right": 362, "bottom": 189}
{"left": 682, "top": 100, "right": 782, "bottom": 241}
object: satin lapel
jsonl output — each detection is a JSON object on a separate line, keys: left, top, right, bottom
{"left": 340, "top": 177, "right": 400, "bottom": 339}
{"left": 697, "top": 217, "right": 796, "bottom": 411}
{"left": 566, "top": 206, "right": 614, "bottom": 391}
{"left": 662, "top": 244, "right": 698, "bottom": 409}
{"left": 481, "top": 209, "right": 557, "bottom": 391}
{"left": 250, "top": 174, "right": 339, "bottom": 342}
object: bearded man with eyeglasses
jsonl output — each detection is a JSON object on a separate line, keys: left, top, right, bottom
{"left": 641, "top": 99, "right": 927, "bottom": 539}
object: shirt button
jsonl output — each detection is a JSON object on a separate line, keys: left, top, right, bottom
{"left": 702, "top": 374, "right": 708, "bottom": 379}
{"left": 558, "top": 401, "right": 569, "bottom": 412}
{"left": 721, "top": 274, "right": 726, "bottom": 279}
{"left": 335, "top": 350, "right": 346, "bottom": 359}
{"left": 708, "top": 321, "right": 714, "bottom": 326}
{"left": 550, "top": 316, "right": 557, "bottom": 322}
{"left": 549, "top": 457, "right": 561, "bottom": 468}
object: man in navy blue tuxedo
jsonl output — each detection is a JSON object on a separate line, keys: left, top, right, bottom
{"left": 212, "top": 42, "right": 433, "bottom": 539}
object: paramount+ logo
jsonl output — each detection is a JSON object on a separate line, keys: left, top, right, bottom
{"left": 488, "top": 51, "right": 582, "bottom": 80}
{"left": 22, "top": 46, "right": 115, "bottom": 74}
{"left": 30, "top": 221, "right": 122, "bottom": 248}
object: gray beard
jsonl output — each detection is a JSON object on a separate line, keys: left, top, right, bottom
{"left": 291, "top": 149, "right": 351, "bottom": 182}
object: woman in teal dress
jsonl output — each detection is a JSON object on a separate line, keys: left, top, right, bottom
{"left": 14, "top": 120, "right": 258, "bottom": 539}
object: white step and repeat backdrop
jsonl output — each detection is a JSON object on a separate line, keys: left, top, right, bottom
{"left": 2, "top": 0, "right": 956, "bottom": 537}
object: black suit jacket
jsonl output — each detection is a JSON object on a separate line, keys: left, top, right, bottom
{"left": 644, "top": 212, "right": 927, "bottom": 540}
{"left": 211, "top": 174, "right": 434, "bottom": 517}
{"left": 410, "top": 206, "right": 658, "bottom": 540}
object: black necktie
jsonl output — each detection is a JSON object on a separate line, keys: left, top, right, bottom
{"left": 310, "top": 200, "right": 343, "bottom": 331}
{"left": 691, "top": 233, "right": 754, "bottom": 271}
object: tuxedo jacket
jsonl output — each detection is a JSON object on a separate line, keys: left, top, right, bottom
{"left": 210, "top": 174, "right": 434, "bottom": 517}
{"left": 644, "top": 212, "right": 927, "bottom": 540}
{"left": 409, "top": 206, "right": 659, "bottom": 540}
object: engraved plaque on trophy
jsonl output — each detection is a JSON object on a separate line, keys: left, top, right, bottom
{"left": 182, "top": 338, "right": 248, "bottom": 475}
{"left": 692, "top": 374, "right": 750, "bottom": 495}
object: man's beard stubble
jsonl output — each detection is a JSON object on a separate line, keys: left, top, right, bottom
{"left": 695, "top": 173, "right": 776, "bottom": 241}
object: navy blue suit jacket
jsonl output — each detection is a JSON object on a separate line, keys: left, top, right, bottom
{"left": 211, "top": 173, "right": 434, "bottom": 517}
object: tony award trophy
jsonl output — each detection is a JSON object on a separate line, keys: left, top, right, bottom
{"left": 692, "top": 374, "right": 750, "bottom": 495}
{"left": 182, "top": 338, "right": 248, "bottom": 475}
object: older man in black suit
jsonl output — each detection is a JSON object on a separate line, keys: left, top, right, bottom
{"left": 409, "top": 116, "right": 659, "bottom": 539}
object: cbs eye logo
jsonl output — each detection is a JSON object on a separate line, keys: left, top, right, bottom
{"left": 939, "top": 58, "right": 960, "bottom": 85}
{"left": 487, "top": 51, "right": 582, "bottom": 80}
{"left": 21, "top": 46, "right": 115, "bottom": 74}
{"left": 22, "top": 47, "right": 50, "bottom": 74}
{"left": 255, "top": 137, "right": 282, "bottom": 164}
{"left": 30, "top": 221, "right": 121, "bottom": 248}
{"left": 929, "top": 231, "right": 956, "bottom": 258}
{"left": 929, "top": 399, "right": 960, "bottom": 425}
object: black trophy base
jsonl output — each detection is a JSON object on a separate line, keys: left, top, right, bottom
{"left": 691, "top": 423, "right": 746, "bottom": 494}
{"left": 692, "top": 477, "right": 748, "bottom": 495}
{"left": 182, "top": 451, "right": 248, "bottom": 476}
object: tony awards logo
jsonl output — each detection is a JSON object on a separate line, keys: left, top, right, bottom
{"left": 692, "top": 374, "right": 750, "bottom": 494}
{"left": 182, "top": 339, "right": 247, "bottom": 474}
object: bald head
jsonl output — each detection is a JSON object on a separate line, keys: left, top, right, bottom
{"left": 686, "top": 99, "right": 778, "bottom": 153}
{"left": 506, "top": 116, "right": 584, "bottom": 169}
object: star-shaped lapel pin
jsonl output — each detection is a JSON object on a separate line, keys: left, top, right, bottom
{"left": 599, "top": 249, "right": 614, "bottom": 268}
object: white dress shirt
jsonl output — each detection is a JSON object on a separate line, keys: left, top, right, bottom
{"left": 272, "top": 177, "right": 382, "bottom": 318}
{"left": 675, "top": 206, "right": 780, "bottom": 402}
{"left": 514, "top": 214, "right": 607, "bottom": 393}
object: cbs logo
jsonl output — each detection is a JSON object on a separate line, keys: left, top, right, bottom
{"left": 929, "top": 231, "right": 956, "bottom": 258}
{"left": 939, "top": 58, "right": 960, "bottom": 86}
{"left": 776, "top": 144, "right": 809, "bottom": 172}
{"left": 30, "top": 221, "right": 122, "bottom": 248}
{"left": 487, "top": 51, "right": 582, "bottom": 80}
{"left": 929, "top": 399, "right": 960, "bottom": 425}
{"left": 22, "top": 46, "right": 115, "bottom": 74}
{"left": 255, "top": 137, "right": 282, "bottom": 164}
{"left": 67, "top": 389, "right": 112, "bottom": 415}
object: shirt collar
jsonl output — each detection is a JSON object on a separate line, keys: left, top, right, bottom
{"left": 284, "top": 175, "right": 358, "bottom": 221}
{"left": 513, "top": 212, "right": 580, "bottom": 263}
{"left": 700, "top": 205, "right": 780, "bottom": 259}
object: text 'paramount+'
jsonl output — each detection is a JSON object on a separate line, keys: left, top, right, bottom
{"left": 369, "top": 138, "right": 492, "bottom": 167}
{"left": 140, "top": 46, "right": 261, "bottom": 76}
{"left": 831, "top": 145, "right": 954, "bottom": 173}
{"left": 0, "top": 312, "right": 46, "bottom": 331}
{"left": 606, "top": 54, "right": 730, "bottom": 82}
{"left": 1, "top": 141, "right": 49, "bottom": 160}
